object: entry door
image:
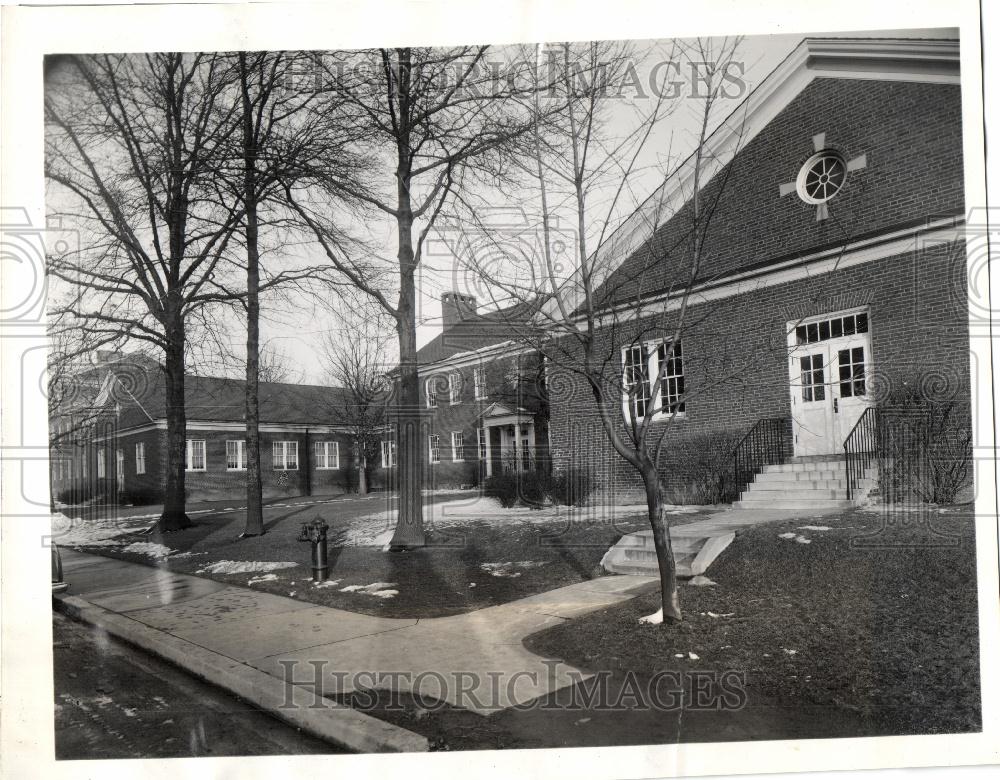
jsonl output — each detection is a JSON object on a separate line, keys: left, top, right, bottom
{"left": 789, "top": 318, "right": 872, "bottom": 456}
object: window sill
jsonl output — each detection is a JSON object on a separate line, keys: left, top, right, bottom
{"left": 452, "top": 459, "right": 465, "bottom": 463}
{"left": 315, "top": 466, "right": 340, "bottom": 471}
{"left": 226, "top": 467, "right": 246, "bottom": 471}
{"left": 273, "top": 468, "right": 299, "bottom": 472}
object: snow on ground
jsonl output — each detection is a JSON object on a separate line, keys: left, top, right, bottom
{"left": 480, "top": 561, "right": 549, "bottom": 578}
{"left": 247, "top": 573, "right": 280, "bottom": 585}
{"left": 196, "top": 560, "right": 297, "bottom": 575}
{"left": 340, "top": 581, "right": 398, "bottom": 598}
{"left": 798, "top": 525, "right": 831, "bottom": 531}
{"left": 121, "top": 542, "right": 174, "bottom": 560}
{"left": 50, "top": 512, "right": 154, "bottom": 548}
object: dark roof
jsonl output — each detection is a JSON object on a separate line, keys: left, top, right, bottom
{"left": 415, "top": 300, "right": 539, "bottom": 366}
{"left": 107, "top": 363, "right": 353, "bottom": 429}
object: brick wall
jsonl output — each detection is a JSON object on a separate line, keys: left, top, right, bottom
{"left": 548, "top": 240, "right": 971, "bottom": 502}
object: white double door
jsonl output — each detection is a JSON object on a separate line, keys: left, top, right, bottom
{"left": 789, "top": 331, "right": 872, "bottom": 457}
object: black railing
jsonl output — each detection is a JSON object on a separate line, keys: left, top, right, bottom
{"left": 732, "top": 417, "right": 793, "bottom": 499}
{"left": 844, "top": 406, "right": 880, "bottom": 500}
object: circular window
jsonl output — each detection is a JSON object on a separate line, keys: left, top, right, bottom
{"left": 796, "top": 149, "right": 848, "bottom": 204}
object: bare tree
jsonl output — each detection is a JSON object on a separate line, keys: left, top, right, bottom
{"left": 467, "top": 39, "right": 751, "bottom": 624}
{"left": 321, "top": 310, "right": 393, "bottom": 494}
{"left": 280, "top": 47, "right": 546, "bottom": 548}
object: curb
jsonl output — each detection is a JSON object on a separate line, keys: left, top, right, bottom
{"left": 53, "top": 594, "right": 429, "bottom": 754}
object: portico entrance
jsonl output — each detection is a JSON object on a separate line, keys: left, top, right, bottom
{"left": 478, "top": 403, "right": 536, "bottom": 477}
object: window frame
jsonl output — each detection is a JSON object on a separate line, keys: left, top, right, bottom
{"left": 428, "top": 433, "right": 441, "bottom": 464}
{"left": 380, "top": 440, "right": 396, "bottom": 468}
{"left": 135, "top": 442, "right": 146, "bottom": 475}
{"left": 620, "top": 339, "right": 687, "bottom": 423}
{"left": 477, "top": 428, "right": 488, "bottom": 460}
{"left": 272, "top": 440, "right": 299, "bottom": 471}
{"left": 473, "top": 367, "right": 487, "bottom": 400}
{"left": 226, "top": 439, "right": 247, "bottom": 471}
{"left": 451, "top": 431, "right": 464, "bottom": 462}
{"left": 185, "top": 439, "right": 207, "bottom": 472}
{"left": 449, "top": 371, "right": 462, "bottom": 405}
{"left": 315, "top": 440, "right": 340, "bottom": 470}
{"left": 116, "top": 448, "right": 125, "bottom": 482}
{"left": 425, "top": 376, "right": 438, "bottom": 408}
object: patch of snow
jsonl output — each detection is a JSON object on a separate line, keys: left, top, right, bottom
{"left": 674, "top": 653, "right": 684, "bottom": 658}
{"left": 783, "top": 648, "right": 798, "bottom": 656}
{"left": 247, "top": 573, "right": 279, "bottom": 586}
{"left": 798, "top": 525, "right": 831, "bottom": 531}
{"left": 169, "top": 551, "right": 206, "bottom": 558}
{"left": 340, "top": 581, "right": 398, "bottom": 596}
{"left": 50, "top": 511, "right": 153, "bottom": 548}
{"left": 312, "top": 579, "right": 342, "bottom": 589}
{"left": 687, "top": 575, "right": 717, "bottom": 587}
{"left": 688, "top": 652, "right": 700, "bottom": 660}
{"left": 480, "top": 561, "right": 547, "bottom": 578}
{"left": 122, "top": 541, "right": 174, "bottom": 560}
{"left": 794, "top": 535, "right": 812, "bottom": 544}
{"left": 705, "top": 611, "right": 735, "bottom": 619}
{"left": 778, "top": 532, "right": 797, "bottom": 539}
{"left": 196, "top": 560, "right": 297, "bottom": 575}
{"left": 639, "top": 608, "right": 664, "bottom": 625}
{"left": 469, "top": 582, "right": 477, "bottom": 588}
{"left": 122, "top": 707, "right": 138, "bottom": 718}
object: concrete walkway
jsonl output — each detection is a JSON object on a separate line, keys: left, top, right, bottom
{"left": 56, "top": 550, "right": 656, "bottom": 723}
{"left": 602, "top": 505, "right": 844, "bottom": 577}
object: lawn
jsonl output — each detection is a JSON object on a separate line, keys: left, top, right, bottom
{"left": 55, "top": 494, "right": 719, "bottom": 618}
{"left": 321, "top": 505, "right": 981, "bottom": 750}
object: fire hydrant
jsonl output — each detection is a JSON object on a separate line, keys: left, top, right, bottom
{"left": 298, "top": 517, "right": 330, "bottom": 583}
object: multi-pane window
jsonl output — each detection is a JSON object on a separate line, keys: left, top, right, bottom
{"left": 97, "top": 450, "right": 106, "bottom": 478}
{"left": 381, "top": 440, "right": 396, "bottom": 468}
{"left": 135, "top": 442, "right": 146, "bottom": 475}
{"left": 451, "top": 431, "right": 464, "bottom": 462}
{"left": 116, "top": 448, "right": 125, "bottom": 483}
{"left": 474, "top": 367, "right": 487, "bottom": 400}
{"left": 657, "top": 341, "right": 685, "bottom": 414}
{"left": 799, "top": 354, "right": 827, "bottom": 402}
{"left": 622, "top": 340, "right": 686, "bottom": 420}
{"left": 272, "top": 440, "right": 298, "bottom": 470}
{"left": 838, "top": 346, "right": 867, "bottom": 398}
{"left": 795, "top": 312, "right": 868, "bottom": 345}
{"left": 478, "top": 428, "right": 488, "bottom": 460}
{"left": 622, "top": 344, "right": 652, "bottom": 420}
{"left": 315, "top": 441, "right": 340, "bottom": 469}
{"left": 425, "top": 377, "right": 438, "bottom": 408}
{"left": 449, "top": 372, "right": 462, "bottom": 404}
{"left": 226, "top": 440, "right": 247, "bottom": 470}
{"left": 185, "top": 439, "right": 206, "bottom": 471}
{"left": 428, "top": 434, "right": 441, "bottom": 463}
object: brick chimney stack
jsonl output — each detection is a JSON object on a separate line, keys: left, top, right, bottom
{"left": 441, "top": 291, "right": 477, "bottom": 328}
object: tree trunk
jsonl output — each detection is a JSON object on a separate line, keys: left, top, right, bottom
{"left": 240, "top": 53, "right": 265, "bottom": 538}
{"left": 358, "top": 444, "right": 369, "bottom": 495}
{"left": 159, "top": 328, "right": 191, "bottom": 531}
{"left": 643, "top": 462, "right": 682, "bottom": 623}
{"left": 388, "top": 51, "right": 425, "bottom": 550}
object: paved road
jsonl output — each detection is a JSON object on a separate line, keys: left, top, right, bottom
{"left": 53, "top": 612, "right": 346, "bottom": 759}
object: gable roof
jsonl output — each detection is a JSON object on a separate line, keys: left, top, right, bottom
{"left": 415, "top": 299, "right": 539, "bottom": 366}
{"left": 555, "top": 35, "right": 961, "bottom": 318}
{"left": 100, "top": 361, "right": 354, "bottom": 430}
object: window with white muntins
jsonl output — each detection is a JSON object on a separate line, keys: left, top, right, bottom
{"left": 621, "top": 340, "right": 685, "bottom": 421}
{"left": 315, "top": 441, "right": 340, "bottom": 469}
{"left": 473, "top": 367, "right": 487, "bottom": 400}
{"left": 449, "top": 372, "right": 462, "bottom": 404}
{"left": 381, "top": 440, "right": 396, "bottom": 468}
{"left": 135, "top": 442, "right": 146, "bottom": 474}
{"left": 185, "top": 439, "right": 206, "bottom": 471}
{"left": 425, "top": 377, "right": 438, "bottom": 408}
{"left": 451, "top": 431, "right": 464, "bottom": 462}
{"left": 272, "top": 440, "right": 298, "bottom": 470}
{"left": 429, "top": 434, "right": 441, "bottom": 463}
{"left": 226, "top": 440, "right": 247, "bottom": 470}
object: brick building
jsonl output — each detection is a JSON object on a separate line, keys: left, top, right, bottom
{"left": 412, "top": 292, "right": 549, "bottom": 489}
{"left": 543, "top": 36, "right": 971, "bottom": 502}
{"left": 50, "top": 353, "right": 371, "bottom": 504}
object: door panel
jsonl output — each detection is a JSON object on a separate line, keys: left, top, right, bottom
{"left": 789, "top": 318, "right": 872, "bottom": 457}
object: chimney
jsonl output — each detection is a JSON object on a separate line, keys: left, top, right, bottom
{"left": 92, "top": 349, "right": 124, "bottom": 366}
{"left": 441, "top": 291, "right": 477, "bottom": 328}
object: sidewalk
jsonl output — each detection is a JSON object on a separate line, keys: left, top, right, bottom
{"left": 54, "top": 549, "right": 656, "bottom": 749}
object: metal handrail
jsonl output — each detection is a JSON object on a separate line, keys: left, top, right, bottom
{"left": 732, "top": 417, "right": 792, "bottom": 499}
{"left": 843, "top": 406, "right": 880, "bottom": 500}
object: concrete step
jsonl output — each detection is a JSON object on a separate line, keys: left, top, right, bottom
{"left": 747, "top": 478, "right": 846, "bottom": 491}
{"left": 763, "top": 461, "right": 846, "bottom": 474}
{"left": 601, "top": 530, "right": 734, "bottom": 578}
{"left": 733, "top": 497, "right": 854, "bottom": 510}
{"left": 739, "top": 487, "right": 844, "bottom": 500}
{"left": 753, "top": 470, "right": 847, "bottom": 483}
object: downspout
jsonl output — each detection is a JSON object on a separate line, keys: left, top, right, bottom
{"left": 304, "top": 428, "right": 312, "bottom": 497}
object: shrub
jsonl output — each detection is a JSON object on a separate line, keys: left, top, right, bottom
{"left": 664, "top": 430, "right": 743, "bottom": 505}
{"left": 877, "top": 379, "right": 972, "bottom": 505}
{"left": 484, "top": 473, "right": 519, "bottom": 507}
{"left": 549, "top": 467, "right": 593, "bottom": 507}
{"left": 519, "top": 470, "right": 549, "bottom": 506}
{"left": 55, "top": 481, "right": 103, "bottom": 506}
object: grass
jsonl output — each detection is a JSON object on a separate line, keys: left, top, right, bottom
{"left": 63, "top": 496, "right": 716, "bottom": 618}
